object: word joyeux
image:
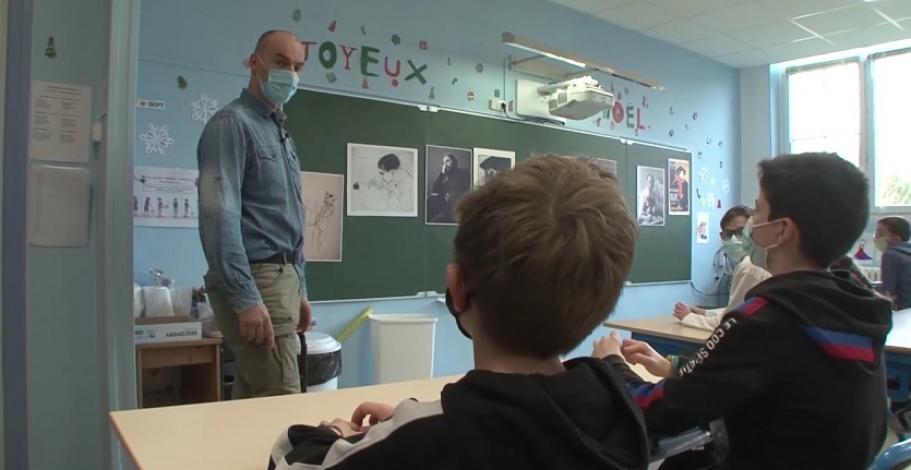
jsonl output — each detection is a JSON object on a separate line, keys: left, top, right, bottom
{"left": 300, "top": 40, "right": 429, "bottom": 86}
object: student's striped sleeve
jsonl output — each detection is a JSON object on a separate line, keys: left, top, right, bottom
{"left": 608, "top": 298, "right": 774, "bottom": 435}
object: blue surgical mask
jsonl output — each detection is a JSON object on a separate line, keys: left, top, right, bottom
{"left": 874, "top": 237, "right": 889, "bottom": 253}
{"left": 745, "top": 218, "right": 781, "bottom": 270}
{"left": 257, "top": 56, "right": 299, "bottom": 105}
{"left": 745, "top": 226, "right": 767, "bottom": 269}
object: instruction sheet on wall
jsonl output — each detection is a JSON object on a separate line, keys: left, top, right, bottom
{"left": 28, "top": 164, "right": 91, "bottom": 247}
{"left": 134, "top": 166, "right": 199, "bottom": 228}
{"left": 28, "top": 81, "right": 92, "bottom": 163}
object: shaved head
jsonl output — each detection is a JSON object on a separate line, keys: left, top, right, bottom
{"left": 247, "top": 30, "right": 305, "bottom": 77}
{"left": 254, "top": 30, "right": 298, "bottom": 55}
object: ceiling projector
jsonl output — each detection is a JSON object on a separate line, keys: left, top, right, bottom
{"left": 516, "top": 76, "right": 615, "bottom": 123}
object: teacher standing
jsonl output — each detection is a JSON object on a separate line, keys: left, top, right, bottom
{"left": 198, "top": 30, "right": 311, "bottom": 398}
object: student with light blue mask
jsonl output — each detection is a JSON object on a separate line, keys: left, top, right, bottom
{"left": 600, "top": 152, "right": 891, "bottom": 469}
{"left": 672, "top": 205, "right": 770, "bottom": 331}
{"left": 875, "top": 216, "right": 911, "bottom": 310}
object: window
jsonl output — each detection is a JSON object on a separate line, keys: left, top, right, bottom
{"left": 873, "top": 50, "right": 911, "bottom": 207}
{"left": 787, "top": 61, "right": 862, "bottom": 167}
{"left": 782, "top": 43, "right": 911, "bottom": 210}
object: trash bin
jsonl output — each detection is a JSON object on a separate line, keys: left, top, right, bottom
{"left": 370, "top": 314, "right": 437, "bottom": 384}
{"left": 302, "top": 332, "right": 342, "bottom": 392}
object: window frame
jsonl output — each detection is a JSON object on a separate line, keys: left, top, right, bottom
{"left": 868, "top": 47, "right": 911, "bottom": 214}
{"left": 783, "top": 57, "right": 866, "bottom": 171}
{"left": 779, "top": 45, "right": 911, "bottom": 214}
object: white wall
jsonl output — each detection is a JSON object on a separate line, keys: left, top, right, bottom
{"left": 739, "top": 65, "right": 775, "bottom": 205}
{"left": 26, "top": 0, "right": 112, "bottom": 467}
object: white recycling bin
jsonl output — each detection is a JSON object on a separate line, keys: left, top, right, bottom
{"left": 370, "top": 314, "right": 438, "bottom": 384}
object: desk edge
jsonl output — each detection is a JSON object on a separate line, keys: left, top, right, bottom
{"left": 109, "top": 413, "right": 143, "bottom": 470}
{"left": 603, "top": 321, "right": 706, "bottom": 344}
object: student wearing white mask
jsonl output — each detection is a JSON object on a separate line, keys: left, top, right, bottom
{"left": 672, "top": 206, "right": 771, "bottom": 331}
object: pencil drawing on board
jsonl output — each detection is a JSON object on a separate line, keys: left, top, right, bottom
{"left": 301, "top": 171, "right": 344, "bottom": 262}
{"left": 347, "top": 143, "right": 418, "bottom": 217}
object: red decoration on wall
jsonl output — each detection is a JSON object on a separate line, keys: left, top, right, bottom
{"left": 611, "top": 100, "right": 624, "bottom": 124}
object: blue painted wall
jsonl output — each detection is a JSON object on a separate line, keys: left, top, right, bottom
{"left": 27, "top": 0, "right": 109, "bottom": 468}
{"left": 135, "top": 0, "right": 741, "bottom": 388}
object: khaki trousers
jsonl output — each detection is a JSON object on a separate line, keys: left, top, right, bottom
{"left": 206, "top": 263, "right": 302, "bottom": 398}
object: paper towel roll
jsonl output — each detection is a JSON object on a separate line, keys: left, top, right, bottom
{"left": 172, "top": 287, "right": 194, "bottom": 317}
{"left": 133, "top": 283, "right": 144, "bottom": 318}
{"left": 142, "top": 286, "right": 175, "bottom": 317}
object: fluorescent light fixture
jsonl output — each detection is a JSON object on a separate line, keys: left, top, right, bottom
{"left": 502, "top": 32, "right": 663, "bottom": 90}
{"left": 504, "top": 40, "right": 588, "bottom": 68}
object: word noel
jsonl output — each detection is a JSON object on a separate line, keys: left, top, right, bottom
{"left": 300, "top": 39, "right": 429, "bottom": 87}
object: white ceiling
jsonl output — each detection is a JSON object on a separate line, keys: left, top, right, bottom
{"left": 546, "top": 0, "right": 911, "bottom": 67}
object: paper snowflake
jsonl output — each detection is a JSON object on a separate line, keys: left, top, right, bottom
{"left": 699, "top": 166, "right": 709, "bottom": 183}
{"left": 707, "top": 192, "right": 717, "bottom": 208}
{"left": 139, "top": 123, "right": 175, "bottom": 155}
{"left": 709, "top": 176, "right": 717, "bottom": 187}
{"left": 191, "top": 93, "right": 219, "bottom": 123}
{"left": 722, "top": 178, "right": 731, "bottom": 195}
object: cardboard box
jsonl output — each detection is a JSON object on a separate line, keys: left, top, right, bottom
{"left": 134, "top": 321, "right": 202, "bottom": 344}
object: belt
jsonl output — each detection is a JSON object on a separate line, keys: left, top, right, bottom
{"left": 250, "top": 251, "right": 298, "bottom": 265}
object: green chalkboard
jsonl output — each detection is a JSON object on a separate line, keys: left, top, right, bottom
{"left": 285, "top": 89, "right": 691, "bottom": 300}
{"left": 624, "top": 143, "right": 693, "bottom": 283}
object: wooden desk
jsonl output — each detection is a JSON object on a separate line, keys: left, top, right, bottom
{"left": 136, "top": 338, "right": 222, "bottom": 408}
{"left": 884, "top": 311, "right": 911, "bottom": 400}
{"left": 604, "top": 315, "right": 709, "bottom": 357}
{"left": 112, "top": 365, "right": 660, "bottom": 470}
{"left": 607, "top": 313, "right": 911, "bottom": 401}
{"left": 608, "top": 312, "right": 911, "bottom": 354}
{"left": 886, "top": 311, "right": 911, "bottom": 354}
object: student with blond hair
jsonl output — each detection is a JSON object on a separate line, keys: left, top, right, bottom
{"left": 269, "top": 156, "right": 648, "bottom": 470}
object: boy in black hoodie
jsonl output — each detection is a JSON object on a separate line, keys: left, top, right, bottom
{"left": 268, "top": 156, "right": 649, "bottom": 470}
{"left": 601, "top": 152, "right": 892, "bottom": 469}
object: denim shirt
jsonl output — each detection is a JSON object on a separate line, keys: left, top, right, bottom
{"left": 198, "top": 88, "right": 307, "bottom": 313}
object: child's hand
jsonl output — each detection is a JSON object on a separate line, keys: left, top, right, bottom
{"left": 351, "top": 401, "right": 395, "bottom": 429}
{"left": 592, "top": 331, "right": 624, "bottom": 359}
{"left": 621, "top": 339, "right": 673, "bottom": 378}
{"left": 673, "top": 302, "right": 690, "bottom": 320}
{"left": 320, "top": 419, "right": 362, "bottom": 437}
